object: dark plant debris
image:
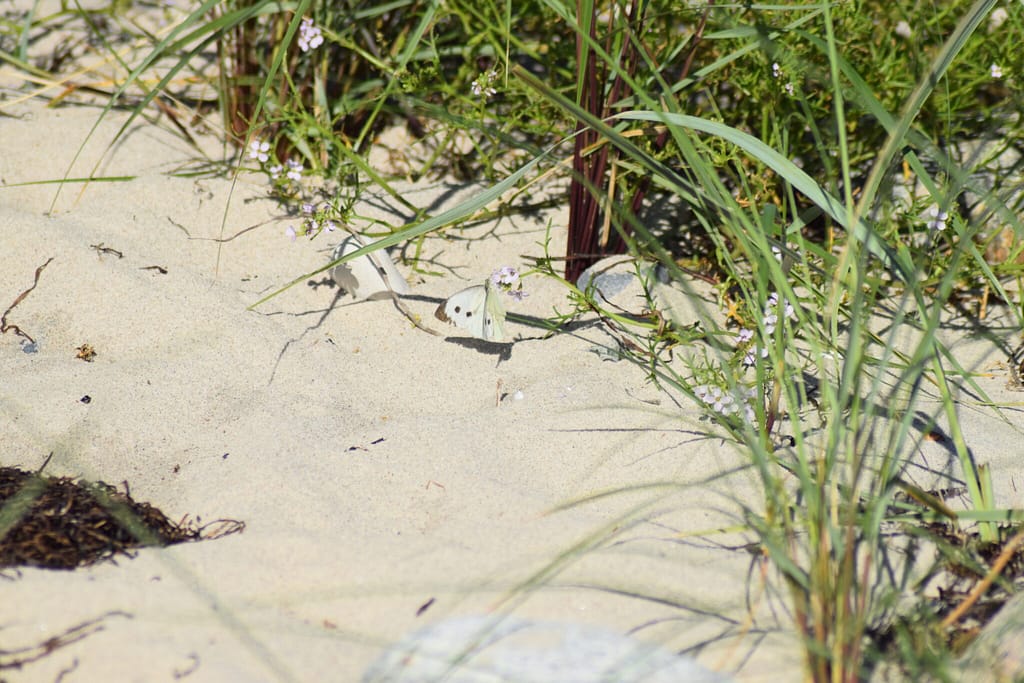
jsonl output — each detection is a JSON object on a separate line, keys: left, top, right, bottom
{"left": 89, "top": 242, "right": 123, "bottom": 259}
{"left": 0, "top": 465, "right": 243, "bottom": 571}
{"left": 74, "top": 343, "right": 96, "bottom": 361}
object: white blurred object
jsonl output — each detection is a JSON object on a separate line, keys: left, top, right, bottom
{"left": 363, "top": 615, "right": 734, "bottom": 683}
{"left": 331, "top": 234, "right": 410, "bottom": 301}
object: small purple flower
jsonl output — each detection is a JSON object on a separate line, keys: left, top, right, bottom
{"left": 248, "top": 139, "right": 270, "bottom": 163}
{"left": 471, "top": 69, "right": 499, "bottom": 99}
{"left": 743, "top": 346, "right": 768, "bottom": 368}
{"left": 926, "top": 205, "right": 948, "bottom": 231}
{"left": 761, "top": 292, "right": 794, "bottom": 335}
{"left": 298, "top": 17, "right": 324, "bottom": 53}
{"left": 990, "top": 8, "right": 1009, "bottom": 31}
{"left": 286, "top": 159, "right": 304, "bottom": 182}
{"left": 735, "top": 328, "right": 754, "bottom": 345}
{"left": 269, "top": 164, "right": 283, "bottom": 180}
{"left": 491, "top": 266, "right": 519, "bottom": 287}
{"left": 695, "top": 383, "right": 759, "bottom": 424}
{"left": 285, "top": 225, "right": 298, "bottom": 241}
{"left": 490, "top": 266, "right": 526, "bottom": 301}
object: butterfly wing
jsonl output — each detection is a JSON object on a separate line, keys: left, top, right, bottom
{"left": 331, "top": 235, "right": 410, "bottom": 300}
{"left": 435, "top": 284, "right": 496, "bottom": 340}
{"left": 482, "top": 279, "right": 508, "bottom": 342}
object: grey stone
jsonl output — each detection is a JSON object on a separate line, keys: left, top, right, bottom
{"left": 363, "top": 615, "right": 734, "bottom": 683}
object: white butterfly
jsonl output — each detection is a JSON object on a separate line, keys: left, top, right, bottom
{"left": 331, "top": 234, "right": 409, "bottom": 301}
{"left": 435, "top": 278, "right": 508, "bottom": 342}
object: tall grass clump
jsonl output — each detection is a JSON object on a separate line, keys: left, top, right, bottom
{"left": 519, "top": 0, "right": 1024, "bottom": 679}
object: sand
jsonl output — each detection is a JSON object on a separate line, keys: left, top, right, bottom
{"left": 3, "top": 67, "right": 1024, "bottom": 683}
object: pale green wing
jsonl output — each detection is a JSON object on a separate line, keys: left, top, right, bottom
{"left": 483, "top": 280, "right": 508, "bottom": 342}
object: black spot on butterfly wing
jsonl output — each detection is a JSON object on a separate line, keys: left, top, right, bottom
{"left": 436, "top": 300, "right": 472, "bottom": 323}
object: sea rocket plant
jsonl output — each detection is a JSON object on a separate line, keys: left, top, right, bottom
{"left": 694, "top": 384, "right": 758, "bottom": 425}
{"left": 491, "top": 266, "right": 527, "bottom": 301}
{"left": 771, "top": 62, "right": 795, "bottom": 97}
{"left": 697, "top": 291, "right": 798, "bottom": 427}
{"left": 285, "top": 203, "right": 338, "bottom": 240}
{"left": 925, "top": 205, "right": 949, "bottom": 232}
{"left": 244, "top": 136, "right": 306, "bottom": 195}
{"left": 471, "top": 69, "right": 499, "bottom": 99}
{"left": 285, "top": 159, "right": 304, "bottom": 182}
{"left": 297, "top": 18, "right": 324, "bottom": 53}
{"left": 248, "top": 139, "right": 270, "bottom": 163}
{"left": 257, "top": 156, "right": 305, "bottom": 196}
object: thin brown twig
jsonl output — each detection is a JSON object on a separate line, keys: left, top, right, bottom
{"left": 941, "top": 527, "right": 1024, "bottom": 629}
{"left": 389, "top": 291, "right": 440, "bottom": 337}
{"left": 1, "top": 257, "right": 54, "bottom": 345}
{"left": 0, "top": 611, "right": 132, "bottom": 670}
{"left": 364, "top": 244, "right": 440, "bottom": 337}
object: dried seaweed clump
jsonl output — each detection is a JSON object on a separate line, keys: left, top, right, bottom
{"left": 0, "top": 466, "right": 203, "bottom": 570}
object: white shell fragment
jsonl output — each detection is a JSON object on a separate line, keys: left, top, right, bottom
{"left": 330, "top": 234, "right": 410, "bottom": 301}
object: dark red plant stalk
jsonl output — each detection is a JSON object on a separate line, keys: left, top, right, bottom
{"left": 215, "top": 2, "right": 259, "bottom": 142}
{"left": 565, "top": 1, "right": 711, "bottom": 283}
{"left": 565, "top": 1, "right": 637, "bottom": 284}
